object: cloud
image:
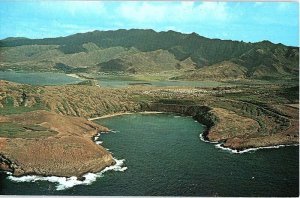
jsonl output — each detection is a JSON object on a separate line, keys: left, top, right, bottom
{"left": 118, "top": 2, "right": 166, "bottom": 23}
{"left": 277, "top": 2, "right": 292, "bottom": 11}
{"left": 117, "top": 2, "right": 230, "bottom": 24}
{"left": 195, "top": 2, "right": 229, "bottom": 22}
{"left": 38, "top": 1, "right": 106, "bottom": 16}
{"left": 254, "top": 2, "right": 263, "bottom": 6}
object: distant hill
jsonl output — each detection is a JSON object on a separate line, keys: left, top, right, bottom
{"left": 98, "top": 49, "right": 195, "bottom": 73}
{"left": 172, "top": 61, "right": 247, "bottom": 81}
{"left": 0, "top": 29, "right": 298, "bottom": 80}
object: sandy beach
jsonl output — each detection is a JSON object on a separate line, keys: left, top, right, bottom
{"left": 66, "top": 73, "right": 85, "bottom": 80}
{"left": 88, "top": 111, "right": 164, "bottom": 121}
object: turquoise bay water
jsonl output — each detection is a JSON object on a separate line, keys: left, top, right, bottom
{"left": 0, "top": 114, "right": 298, "bottom": 196}
{"left": 0, "top": 71, "right": 81, "bottom": 85}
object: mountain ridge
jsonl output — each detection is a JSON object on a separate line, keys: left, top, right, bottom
{"left": 0, "top": 29, "right": 298, "bottom": 80}
{"left": 1, "top": 29, "right": 297, "bottom": 47}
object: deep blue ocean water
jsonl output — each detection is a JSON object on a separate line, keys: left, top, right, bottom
{"left": 0, "top": 113, "right": 298, "bottom": 196}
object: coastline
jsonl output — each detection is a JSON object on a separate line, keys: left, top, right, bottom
{"left": 92, "top": 110, "right": 299, "bottom": 154}
{"left": 2, "top": 109, "right": 298, "bottom": 183}
{"left": 2, "top": 109, "right": 299, "bottom": 191}
{"left": 5, "top": 124, "right": 128, "bottom": 191}
{"left": 141, "top": 103, "right": 299, "bottom": 152}
{"left": 66, "top": 73, "right": 85, "bottom": 80}
{"left": 214, "top": 143, "right": 299, "bottom": 154}
{"left": 199, "top": 133, "right": 299, "bottom": 154}
{"left": 7, "top": 157, "right": 127, "bottom": 191}
{"left": 88, "top": 111, "right": 164, "bottom": 121}
{"left": 88, "top": 112, "right": 133, "bottom": 120}
{"left": 1, "top": 111, "right": 165, "bottom": 182}
{"left": 0, "top": 110, "right": 115, "bottom": 179}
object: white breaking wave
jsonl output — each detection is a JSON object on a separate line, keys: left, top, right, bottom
{"left": 7, "top": 158, "right": 127, "bottom": 191}
{"left": 0, "top": 171, "right": 12, "bottom": 175}
{"left": 93, "top": 131, "right": 109, "bottom": 143}
{"left": 93, "top": 134, "right": 102, "bottom": 144}
{"left": 198, "top": 133, "right": 218, "bottom": 143}
{"left": 215, "top": 143, "right": 299, "bottom": 154}
{"left": 199, "top": 133, "right": 299, "bottom": 154}
{"left": 95, "top": 140, "right": 103, "bottom": 145}
{"left": 7, "top": 131, "right": 126, "bottom": 191}
{"left": 65, "top": 73, "right": 83, "bottom": 80}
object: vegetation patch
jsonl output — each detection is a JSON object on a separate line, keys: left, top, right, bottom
{"left": 158, "top": 99, "right": 196, "bottom": 105}
{"left": 0, "top": 122, "right": 57, "bottom": 138}
{"left": 0, "top": 101, "right": 47, "bottom": 116}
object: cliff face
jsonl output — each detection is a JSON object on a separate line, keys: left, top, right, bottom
{"left": 141, "top": 102, "right": 217, "bottom": 135}
{"left": 0, "top": 154, "right": 14, "bottom": 172}
{"left": 0, "top": 110, "right": 115, "bottom": 178}
{"left": 142, "top": 102, "right": 298, "bottom": 151}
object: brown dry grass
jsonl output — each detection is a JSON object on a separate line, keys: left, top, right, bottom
{"left": 207, "top": 108, "right": 260, "bottom": 142}
{"left": 0, "top": 110, "right": 114, "bottom": 177}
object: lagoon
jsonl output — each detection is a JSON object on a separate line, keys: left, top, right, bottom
{"left": 97, "top": 78, "right": 226, "bottom": 88}
{"left": 0, "top": 71, "right": 227, "bottom": 88}
{"left": 0, "top": 71, "right": 81, "bottom": 85}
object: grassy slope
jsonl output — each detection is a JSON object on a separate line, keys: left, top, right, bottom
{"left": 0, "top": 122, "right": 57, "bottom": 138}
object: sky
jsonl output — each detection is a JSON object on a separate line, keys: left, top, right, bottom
{"left": 0, "top": 1, "right": 298, "bottom": 46}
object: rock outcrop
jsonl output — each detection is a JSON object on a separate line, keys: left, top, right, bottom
{"left": 0, "top": 110, "right": 115, "bottom": 178}
{"left": 142, "top": 102, "right": 299, "bottom": 151}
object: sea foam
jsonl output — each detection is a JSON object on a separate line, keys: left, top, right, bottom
{"left": 199, "top": 133, "right": 299, "bottom": 154}
{"left": 7, "top": 158, "right": 127, "bottom": 191}
{"left": 198, "top": 133, "right": 218, "bottom": 143}
{"left": 8, "top": 131, "right": 126, "bottom": 191}
{"left": 0, "top": 171, "right": 12, "bottom": 175}
{"left": 95, "top": 140, "right": 103, "bottom": 145}
{"left": 215, "top": 143, "right": 299, "bottom": 154}
{"left": 93, "top": 131, "right": 109, "bottom": 144}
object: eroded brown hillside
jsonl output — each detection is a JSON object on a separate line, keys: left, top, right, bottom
{"left": 0, "top": 110, "right": 114, "bottom": 178}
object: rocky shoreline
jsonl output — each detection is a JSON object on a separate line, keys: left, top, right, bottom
{"left": 89, "top": 111, "right": 164, "bottom": 121}
{"left": 141, "top": 102, "right": 299, "bottom": 152}
{"left": 0, "top": 102, "right": 298, "bottom": 180}
{"left": 0, "top": 110, "right": 115, "bottom": 179}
